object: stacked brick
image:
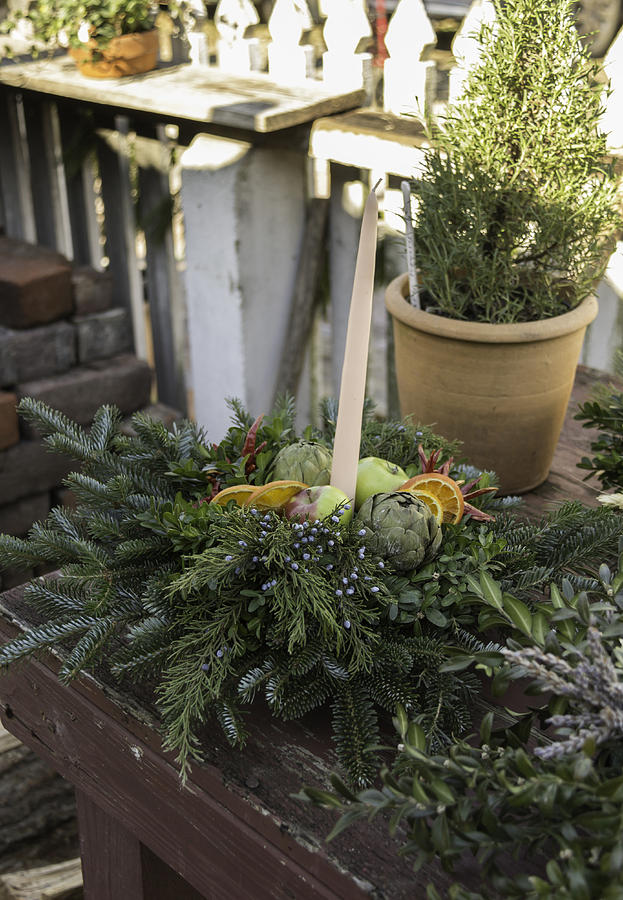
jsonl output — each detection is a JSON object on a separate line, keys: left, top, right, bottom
{"left": 0, "top": 237, "right": 164, "bottom": 589}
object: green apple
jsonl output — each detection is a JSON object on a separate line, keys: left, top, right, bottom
{"left": 284, "top": 485, "right": 353, "bottom": 524}
{"left": 355, "top": 457, "right": 407, "bottom": 509}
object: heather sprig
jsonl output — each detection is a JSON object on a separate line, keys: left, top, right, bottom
{"left": 503, "top": 628, "right": 623, "bottom": 759}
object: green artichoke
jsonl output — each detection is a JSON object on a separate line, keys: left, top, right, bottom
{"left": 356, "top": 491, "right": 442, "bottom": 572}
{"left": 271, "top": 440, "right": 332, "bottom": 486}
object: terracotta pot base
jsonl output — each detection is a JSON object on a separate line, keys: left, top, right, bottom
{"left": 385, "top": 274, "right": 598, "bottom": 495}
{"left": 69, "top": 30, "right": 158, "bottom": 78}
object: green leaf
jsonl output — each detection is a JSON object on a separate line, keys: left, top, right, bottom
{"left": 550, "top": 584, "right": 565, "bottom": 609}
{"left": 299, "top": 787, "right": 343, "bottom": 808}
{"left": 424, "top": 607, "right": 447, "bottom": 628}
{"left": 480, "top": 711, "right": 494, "bottom": 744}
{"left": 407, "top": 722, "right": 427, "bottom": 752}
{"left": 503, "top": 595, "right": 532, "bottom": 635}
{"left": 531, "top": 611, "right": 548, "bottom": 646}
{"left": 479, "top": 571, "right": 504, "bottom": 610}
{"left": 326, "top": 808, "right": 367, "bottom": 841}
{"left": 429, "top": 778, "right": 455, "bottom": 805}
{"left": 440, "top": 655, "right": 474, "bottom": 673}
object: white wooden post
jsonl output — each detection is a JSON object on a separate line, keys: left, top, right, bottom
{"left": 268, "top": 0, "right": 315, "bottom": 83}
{"left": 180, "top": 134, "right": 308, "bottom": 438}
{"left": 214, "top": 0, "right": 260, "bottom": 73}
{"left": 448, "top": 0, "right": 496, "bottom": 103}
{"left": 602, "top": 26, "right": 623, "bottom": 151}
{"left": 0, "top": 91, "right": 36, "bottom": 242}
{"left": 137, "top": 126, "right": 188, "bottom": 413}
{"left": 383, "top": 0, "right": 436, "bottom": 116}
{"left": 57, "top": 107, "right": 102, "bottom": 267}
{"left": 41, "top": 101, "right": 74, "bottom": 259}
{"left": 96, "top": 117, "right": 148, "bottom": 361}
{"left": 178, "top": 0, "right": 209, "bottom": 65}
{"left": 321, "top": 0, "right": 372, "bottom": 92}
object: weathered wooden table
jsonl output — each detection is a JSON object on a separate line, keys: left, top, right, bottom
{"left": 0, "top": 586, "right": 476, "bottom": 899}
{"left": 0, "top": 365, "right": 616, "bottom": 899}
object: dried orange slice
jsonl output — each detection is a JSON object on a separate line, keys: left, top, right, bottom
{"left": 406, "top": 488, "right": 444, "bottom": 525}
{"left": 249, "top": 480, "right": 308, "bottom": 510}
{"left": 399, "top": 473, "right": 464, "bottom": 524}
{"left": 211, "top": 484, "right": 258, "bottom": 507}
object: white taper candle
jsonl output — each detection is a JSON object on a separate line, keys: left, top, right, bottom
{"left": 330, "top": 183, "right": 379, "bottom": 502}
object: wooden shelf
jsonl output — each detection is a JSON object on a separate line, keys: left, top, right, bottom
{"left": 0, "top": 57, "right": 365, "bottom": 133}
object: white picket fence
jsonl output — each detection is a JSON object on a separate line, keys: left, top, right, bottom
{"left": 0, "top": 0, "right": 622, "bottom": 435}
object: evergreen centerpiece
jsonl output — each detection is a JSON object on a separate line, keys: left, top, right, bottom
{"left": 0, "top": 398, "right": 621, "bottom": 800}
{"left": 0, "top": 397, "right": 513, "bottom": 785}
{"left": 387, "top": 0, "right": 622, "bottom": 494}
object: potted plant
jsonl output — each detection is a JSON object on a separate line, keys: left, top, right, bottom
{"left": 1, "top": 0, "right": 162, "bottom": 78}
{"left": 386, "top": 0, "right": 621, "bottom": 495}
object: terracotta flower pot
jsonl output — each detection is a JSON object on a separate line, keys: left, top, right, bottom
{"left": 69, "top": 29, "right": 159, "bottom": 79}
{"left": 385, "top": 273, "right": 598, "bottom": 494}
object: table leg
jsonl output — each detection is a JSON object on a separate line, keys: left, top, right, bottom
{"left": 76, "top": 790, "right": 208, "bottom": 900}
{"left": 76, "top": 789, "right": 145, "bottom": 900}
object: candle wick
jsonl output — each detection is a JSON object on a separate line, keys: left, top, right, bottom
{"left": 372, "top": 178, "right": 383, "bottom": 194}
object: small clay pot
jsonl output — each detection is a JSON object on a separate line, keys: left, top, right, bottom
{"left": 385, "top": 273, "right": 598, "bottom": 494}
{"left": 69, "top": 29, "right": 159, "bottom": 79}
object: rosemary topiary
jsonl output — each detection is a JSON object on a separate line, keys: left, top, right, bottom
{"left": 411, "top": 0, "right": 621, "bottom": 324}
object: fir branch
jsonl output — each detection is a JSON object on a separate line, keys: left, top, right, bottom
{"left": 58, "top": 615, "right": 120, "bottom": 683}
{"left": 238, "top": 659, "right": 276, "bottom": 703}
{"left": 214, "top": 697, "right": 248, "bottom": 746}
{"left": 331, "top": 682, "right": 380, "bottom": 787}
{"left": 23, "top": 577, "right": 93, "bottom": 616}
{"left": 18, "top": 397, "right": 88, "bottom": 444}
{"left": 0, "top": 615, "right": 101, "bottom": 667}
{"left": 275, "top": 672, "right": 331, "bottom": 720}
{"left": 0, "top": 534, "right": 47, "bottom": 570}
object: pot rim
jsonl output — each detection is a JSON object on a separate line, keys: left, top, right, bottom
{"left": 385, "top": 273, "right": 598, "bottom": 344}
{"left": 70, "top": 28, "right": 158, "bottom": 54}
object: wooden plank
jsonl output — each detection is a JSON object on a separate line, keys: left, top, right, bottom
{"left": 139, "top": 846, "right": 206, "bottom": 900}
{"left": 309, "top": 109, "right": 428, "bottom": 178}
{"left": 56, "top": 107, "right": 101, "bottom": 268}
{"left": 274, "top": 197, "right": 328, "bottom": 401}
{"left": 95, "top": 120, "right": 148, "bottom": 360}
{"left": 0, "top": 91, "right": 36, "bottom": 242}
{"left": 76, "top": 792, "right": 144, "bottom": 900}
{"left": 0, "top": 857, "right": 82, "bottom": 900}
{"left": 0, "top": 58, "right": 365, "bottom": 133}
{"left": 138, "top": 127, "right": 187, "bottom": 413}
{"left": 41, "top": 101, "right": 74, "bottom": 258}
{"left": 20, "top": 95, "right": 59, "bottom": 250}
{"left": 0, "top": 637, "right": 377, "bottom": 899}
